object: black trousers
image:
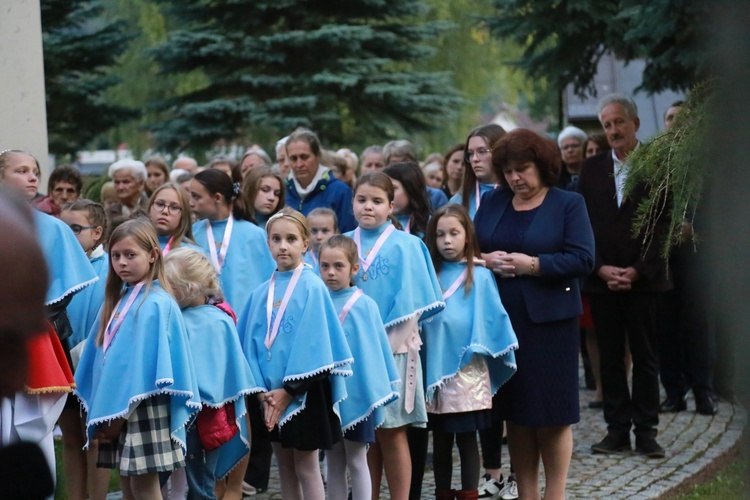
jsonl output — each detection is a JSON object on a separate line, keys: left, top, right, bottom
{"left": 590, "top": 292, "right": 661, "bottom": 439}
{"left": 658, "top": 247, "right": 716, "bottom": 399}
{"left": 244, "top": 396, "right": 272, "bottom": 490}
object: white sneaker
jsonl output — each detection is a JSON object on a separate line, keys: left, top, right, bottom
{"left": 478, "top": 474, "right": 505, "bottom": 499}
{"left": 500, "top": 476, "right": 518, "bottom": 500}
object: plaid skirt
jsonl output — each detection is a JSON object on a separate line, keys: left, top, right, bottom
{"left": 97, "top": 394, "right": 185, "bottom": 476}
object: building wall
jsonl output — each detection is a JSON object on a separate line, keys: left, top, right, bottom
{"left": 0, "top": 1, "right": 49, "bottom": 189}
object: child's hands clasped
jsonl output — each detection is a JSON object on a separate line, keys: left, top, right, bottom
{"left": 259, "top": 389, "right": 293, "bottom": 431}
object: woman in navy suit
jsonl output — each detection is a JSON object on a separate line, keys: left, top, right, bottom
{"left": 474, "top": 129, "right": 595, "bottom": 500}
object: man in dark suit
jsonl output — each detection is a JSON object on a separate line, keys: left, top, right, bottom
{"left": 577, "top": 94, "right": 673, "bottom": 458}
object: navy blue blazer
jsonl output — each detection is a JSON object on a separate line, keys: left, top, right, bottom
{"left": 474, "top": 187, "right": 595, "bottom": 324}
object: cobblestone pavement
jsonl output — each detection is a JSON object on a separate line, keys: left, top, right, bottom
{"left": 107, "top": 368, "right": 746, "bottom": 499}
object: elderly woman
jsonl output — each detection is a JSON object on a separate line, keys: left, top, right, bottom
{"left": 556, "top": 125, "right": 588, "bottom": 191}
{"left": 240, "top": 149, "right": 273, "bottom": 178}
{"left": 105, "top": 159, "right": 149, "bottom": 222}
{"left": 284, "top": 127, "right": 356, "bottom": 232}
{"left": 474, "top": 129, "right": 594, "bottom": 500}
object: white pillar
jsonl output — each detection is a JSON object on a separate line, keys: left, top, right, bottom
{"left": 0, "top": 1, "right": 50, "bottom": 189}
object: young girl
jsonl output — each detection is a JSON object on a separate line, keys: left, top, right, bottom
{"left": 190, "top": 169, "right": 276, "bottom": 313}
{"left": 450, "top": 124, "right": 506, "bottom": 219}
{"left": 305, "top": 207, "right": 338, "bottom": 269}
{"left": 238, "top": 207, "right": 353, "bottom": 500}
{"left": 345, "top": 172, "right": 444, "bottom": 500}
{"left": 422, "top": 204, "right": 518, "bottom": 499}
{"left": 148, "top": 182, "right": 203, "bottom": 254}
{"left": 318, "top": 235, "right": 400, "bottom": 500}
{"left": 382, "top": 162, "right": 432, "bottom": 239}
{"left": 242, "top": 166, "right": 285, "bottom": 229}
{"left": 60, "top": 199, "right": 111, "bottom": 500}
{"left": 163, "top": 248, "right": 262, "bottom": 500}
{"left": 74, "top": 219, "right": 201, "bottom": 499}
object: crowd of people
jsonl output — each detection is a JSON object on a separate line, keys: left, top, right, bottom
{"left": 0, "top": 91, "right": 718, "bottom": 500}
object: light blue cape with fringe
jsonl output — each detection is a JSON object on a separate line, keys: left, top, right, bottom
{"left": 67, "top": 251, "right": 108, "bottom": 348}
{"left": 238, "top": 266, "right": 353, "bottom": 427}
{"left": 449, "top": 182, "right": 497, "bottom": 220}
{"left": 421, "top": 262, "right": 519, "bottom": 402}
{"left": 34, "top": 209, "right": 98, "bottom": 305}
{"left": 181, "top": 305, "right": 263, "bottom": 478}
{"left": 329, "top": 287, "right": 400, "bottom": 431}
{"left": 345, "top": 222, "right": 444, "bottom": 328}
{"left": 74, "top": 281, "right": 201, "bottom": 451}
{"left": 192, "top": 217, "right": 275, "bottom": 313}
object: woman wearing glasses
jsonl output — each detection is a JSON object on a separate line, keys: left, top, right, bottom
{"left": 147, "top": 182, "right": 203, "bottom": 255}
{"left": 449, "top": 124, "right": 507, "bottom": 220}
{"left": 556, "top": 126, "right": 588, "bottom": 191}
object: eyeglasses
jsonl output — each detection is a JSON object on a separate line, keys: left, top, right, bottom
{"left": 561, "top": 143, "right": 582, "bottom": 151}
{"left": 465, "top": 148, "right": 492, "bottom": 162}
{"left": 153, "top": 200, "right": 183, "bottom": 214}
{"left": 68, "top": 224, "right": 95, "bottom": 235}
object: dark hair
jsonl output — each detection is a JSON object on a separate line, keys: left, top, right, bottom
{"left": 319, "top": 234, "right": 358, "bottom": 269}
{"left": 61, "top": 199, "right": 108, "bottom": 248}
{"left": 307, "top": 207, "right": 339, "bottom": 233}
{"left": 425, "top": 203, "right": 481, "bottom": 295}
{"left": 242, "top": 166, "right": 286, "bottom": 224}
{"left": 353, "top": 172, "right": 402, "bottom": 230}
{"left": 286, "top": 127, "right": 322, "bottom": 158}
{"left": 492, "top": 129, "right": 561, "bottom": 188}
{"left": 193, "top": 168, "right": 251, "bottom": 221}
{"left": 49, "top": 165, "right": 83, "bottom": 194}
{"left": 586, "top": 133, "right": 610, "bottom": 156}
{"left": 460, "top": 124, "right": 506, "bottom": 212}
{"left": 383, "top": 162, "right": 431, "bottom": 238}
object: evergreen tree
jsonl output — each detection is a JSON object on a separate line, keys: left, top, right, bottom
{"left": 485, "top": 0, "right": 711, "bottom": 96}
{"left": 42, "top": 0, "right": 136, "bottom": 156}
{"left": 148, "top": 0, "right": 461, "bottom": 151}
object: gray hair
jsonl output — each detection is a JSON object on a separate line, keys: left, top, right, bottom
{"left": 383, "top": 140, "right": 417, "bottom": 164}
{"left": 276, "top": 136, "right": 290, "bottom": 154}
{"left": 557, "top": 126, "right": 588, "bottom": 148}
{"left": 597, "top": 93, "right": 638, "bottom": 122}
{"left": 109, "top": 159, "right": 147, "bottom": 181}
{"left": 169, "top": 168, "right": 191, "bottom": 184}
{"left": 361, "top": 145, "right": 383, "bottom": 159}
{"left": 241, "top": 149, "right": 272, "bottom": 167}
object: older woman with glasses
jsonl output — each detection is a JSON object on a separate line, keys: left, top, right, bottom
{"left": 556, "top": 126, "right": 588, "bottom": 191}
{"left": 449, "top": 124, "right": 507, "bottom": 220}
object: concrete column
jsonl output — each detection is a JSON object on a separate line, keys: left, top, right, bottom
{"left": 0, "top": 1, "right": 50, "bottom": 189}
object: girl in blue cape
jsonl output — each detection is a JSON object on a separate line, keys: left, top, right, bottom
{"left": 318, "top": 235, "right": 400, "bottom": 500}
{"left": 74, "top": 219, "right": 201, "bottom": 499}
{"left": 305, "top": 207, "right": 339, "bottom": 270}
{"left": 345, "top": 172, "right": 445, "bottom": 500}
{"left": 147, "top": 182, "right": 204, "bottom": 255}
{"left": 190, "top": 169, "right": 275, "bottom": 314}
{"left": 423, "top": 204, "right": 519, "bottom": 499}
{"left": 449, "top": 124, "right": 506, "bottom": 219}
{"left": 163, "top": 247, "right": 263, "bottom": 500}
{"left": 60, "top": 199, "right": 112, "bottom": 499}
{"left": 382, "top": 162, "right": 432, "bottom": 240}
{"left": 238, "top": 207, "right": 353, "bottom": 500}
{"left": 242, "top": 166, "right": 285, "bottom": 231}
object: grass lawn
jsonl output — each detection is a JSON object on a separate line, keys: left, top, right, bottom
{"left": 673, "top": 458, "right": 748, "bottom": 499}
{"left": 54, "top": 438, "right": 120, "bottom": 500}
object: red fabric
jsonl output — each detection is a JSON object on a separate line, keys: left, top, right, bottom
{"left": 214, "top": 301, "right": 237, "bottom": 325}
{"left": 196, "top": 404, "right": 238, "bottom": 451}
{"left": 25, "top": 322, "right": 75, "bottom": 394}
{"left": 579, "top": 293, "right": 594, "bottom": 329}
{"left": 30, "top": 196, "right": 61, "bottom": 218}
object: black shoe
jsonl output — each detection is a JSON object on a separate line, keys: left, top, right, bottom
{"left": 588, "top": 400, "right": 603, "bottom": 409}
{"left": 695, "top": 393, "right": 718, "bottom": 415}
{"left": 591, "top": 433, "right": 631, "bottom": 454}
{"left": 635, "top": 437, "right": 665, "bottom": 458}
{"left": 659, "top": 395, "right": 687, "bottom": 413}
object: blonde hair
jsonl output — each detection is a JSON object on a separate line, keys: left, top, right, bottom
{"left": 265, "top": 206, "right": 310, "bottom": 241}
{"left": 98, "top": 219, "right": 168, "bottom": 345}
{"left": 163, "top": 248, "right": 222, "bottom": 308}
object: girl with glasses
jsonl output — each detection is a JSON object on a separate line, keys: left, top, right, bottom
{"left": 147, "top": 182, "right": 203, "bottom": 255}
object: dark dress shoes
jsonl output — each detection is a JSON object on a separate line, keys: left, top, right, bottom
{"left": 659, "top": 395, "right": 687, "bottom": 413}
{"left": 635, "top": 437, "right": 666, "bottom": 458}
{"left": 695, "top": 393, "right": 718, "bottom": 415}
{"left": 591, "top": 433, "right": 631, "bottom": 454}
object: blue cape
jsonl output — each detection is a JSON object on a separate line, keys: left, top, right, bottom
{"left": 192, "top": 218, "right": 276, "bottom": 313}
{"left": 74, "top": 281, "right": 201, "bottom": 451}
{"left": 238, "top": 267, "right": 353, "bottom": 427}
{"left": 449, "top": 183, "right": 497, "bottom": 220}
{"left": 67, "top": 251, "right": 108, "bottom": 348}
{"left": 303, "top": 250, "right": 319, "bottom": 273}
{"left": 329, "top": 287, "right": 400, "bottom": 431}
{"left": 157, "top": 234, "right": 205, "bottom": 254}
{"left": 34, "top": 210, "right": 98, "bottom": 305}
{"left": 421, "top": 262, "right": 518, "bottom": 402}
{"left": 181, "top": 305, "right": 263, "bottom": 478}
{"left": 345, "top": 222, "right": 444, "bottom": 328}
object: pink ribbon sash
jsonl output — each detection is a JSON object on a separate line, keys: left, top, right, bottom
{"left": 338, "top": 288, "right": 364, "bottom": 324}
{"left": 441, "top": 268, "right": 468, "bottom": 301}
{"left": 103, "top": 282, "right": 144, "bottom": 354}
{"left": 264, "top": 263, "right": 305, "bottom": 350}
{"left": 206, "top": 215, "right": 234, "bottom": 274}
{"left": 353, "top": 224, "right": 395, "bottom": 279}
